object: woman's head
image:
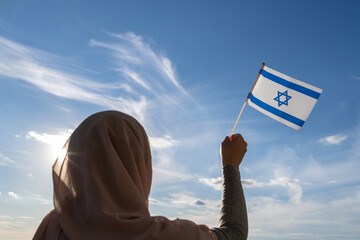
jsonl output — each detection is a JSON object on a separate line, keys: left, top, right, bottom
{"left": 52, "top": 111, "right": 152, "bottom": 237}
{"left": 66, "top": 110, "right": 153, "bottom": 198}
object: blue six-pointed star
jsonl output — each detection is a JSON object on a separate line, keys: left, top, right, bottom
{"left": 274, "top": 90, "right": 292, "bottom": 107}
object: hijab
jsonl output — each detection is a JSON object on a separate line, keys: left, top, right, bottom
{"left": 33, "top": 111, "right": 216, "bottom": 240}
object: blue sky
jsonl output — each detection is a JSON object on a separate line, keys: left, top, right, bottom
{"left": 0, "top": 0, "right": 359, "bottom": 239}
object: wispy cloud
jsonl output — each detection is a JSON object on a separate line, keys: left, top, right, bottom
{"left": 242, "top": 178, "right": 265, "bottom": 188}
{"left": 89, "top": 32, "right": 189, "bottom": 98}
{"left": 31, "top": 194, "right": 52, "bottom": 205}
{"left": 168, "top": 191, "right": 203, "bottom": 207}
{"left": 0, "top": 215, "right": 35, "bottom": 239}
{"left": 149, "top": 191, "right": 221, "bottom": 226}
{"left": 0, "top": 36, "right": 148, "bottom": 121}
{"left": 200, "top": 176, "right": 303, "bottom": 203}
{"left": 26, "top": 129, "right": 73, "bottom": 145}
{"left": 87, "top": 32, "right": 198, "bottom": 132}
{"left": 167, "top": 191, "right": 219, "bottom": 210}
{"left": 319, "top": 134, "right": 348, "bottom": 145}
{"left": 177, "top": 187, "right": 356, "bottom": 237}
{"left": 0, "top": 33, "right": 194, "bottom": 126}
{"left": 244, "top": 177, "right": 303, "bottom": 204}
{"left": 175, "top": 209, "right": 220, "bottom": 227}
{"left": 148, "top": 197, "right": 162, "bottom": 206}
{"left": 152, "top": 167, "right": 194, "bottom": 185}
{"left": 8, "top": 192, "right": 20, "bottom": 200}
{"left": 149, "top": 135, "right": 179, "bottom": 149}
{"left": 199, "top": 177, "right": 222, "bottom": 190}
{"left": 148, "top": 193, "right": 221, "bottom": 226}
{"left": 26, "top": 129, "right": 73, "bottom": 159}
{"left": 269, "top": 177, "right": 302, "bottom": 204}
{"left": 248, "top": 192, "right": 360, "bottom": 239}
{"left": 0, "top": 153, "right": 15, "bottom": 166}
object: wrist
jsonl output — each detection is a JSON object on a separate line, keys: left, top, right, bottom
{"left": 222, "top": 162, "right": 239, "bottom": 168}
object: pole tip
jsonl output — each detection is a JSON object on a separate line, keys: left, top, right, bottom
{"left": 262, "top": 62, "right": 266, "bottom": 67}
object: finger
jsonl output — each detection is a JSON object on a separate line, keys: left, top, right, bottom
{"left": 230, "top": 133, "right": 239, "bottom": 141}
{"left": 234, "top": 134, "right": 246, "bottom": 144}
{"left": 230, "top": 134, "right": 241, "bottom": 143}
{"left": 223, "top": 136, "right": 230, "bottom": 144}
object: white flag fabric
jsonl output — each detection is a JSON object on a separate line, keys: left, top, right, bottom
{"left": 247, "top": 65, "right": 323, "bottom": 130}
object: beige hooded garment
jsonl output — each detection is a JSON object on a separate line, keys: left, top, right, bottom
{"left": 33, "top": 111, "right": 217, "bottom": 240}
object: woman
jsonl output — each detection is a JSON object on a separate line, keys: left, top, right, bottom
{"left": 33, "top": 111, "right": 248, "bottom": 240}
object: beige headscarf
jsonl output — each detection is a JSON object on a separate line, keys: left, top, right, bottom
{"left": 33, "top": 111, "right": 216, "bottom": 240}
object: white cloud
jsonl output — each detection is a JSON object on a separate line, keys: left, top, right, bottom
{"left": 150, "top": 137, "right": 194, "bottom": 184}
{"left": 200, "top": 176, "right": 303, "bottom": 203}
{"left": 163, "top": 131, "right": 360, "bottom": 234}
{"left": 26, "top": 129, "right": 73, "bottom": 160}
{"left": 247, "top": 192, "right": 360, "bottom": 239}
{"left": 152, "top": 167, "right": 193, "bottom": 185}
{"left": 319, "top": 134, "right": 348, "bottom": 145}
{"left": 117, "top": 67, "right": 151, "bottom": 90}
{"left": 242, "top": 178, "right": 266, "bottom": 188}
{"left": 168, "top": 191, "right": 201, "bottom": 207}
{"left": 26, "top": 129, "right": 73, "bottom": 145}
{"left": 152, "top": 153, "right": 174, "bottom": 168}
{"left": 160, "top": 56, "right": 185, "bottom": 94}
{"left": 0, "top": 33, "right": 194, "bottom": 127}
{"left": 199, "top": 177, "right": 222, "bottom": 190}
{"left": 8, "top": 192, "right": 20, "bottom": 200}
{"left": 0, "top": 62, "right": 10, "bottom": 70}
{"left": 0, "top": 215, "right": 35, "bottom": 239}
{"left": 299, "top": 157, "right": 327, "bottom": 182}
{"left": 0, "top": 36, "right": 149, "bottom": 121}
{"left": 167, "top": 191, "right": 219, "bottom": 211}
{"left": 58, "top": 105, "right": 72, "bottom": 113}
{"left": 148, "top": 198, "right": 162, "bottom": 205}
{"left": 0, "top": 153, "right": 15, "bottom": 166}
{"left": 152, "top": 192, "right": 221, "bottom": 227}
{"left": 89, "top": 32, "right": 190, "bottom": 98}
{"left": 243, "top": 177, "right": 303, "bottom": 204}
{"left": 269, "top": 177, "right": 303, "bottom": 204}
{"left": 149, "top": 135, "right": 179, "bottom": 149}
{"left": 173, "top": 209, "right": 220, "bottom": 227}
{"left": 31, "top": 194, "right": 52, "bottom": 205}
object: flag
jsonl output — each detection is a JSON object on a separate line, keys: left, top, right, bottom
{"left": 247, "top": 65, "right": 323, "bottom": 130}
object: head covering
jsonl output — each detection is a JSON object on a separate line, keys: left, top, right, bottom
{"left": 34, "top": 111, "right": 216, "bottom": 240}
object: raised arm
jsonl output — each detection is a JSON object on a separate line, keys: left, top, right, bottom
{"left": 212, "top": 134, "right": 248, "bottom": 240}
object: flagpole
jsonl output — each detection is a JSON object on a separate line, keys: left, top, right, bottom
{"left": 229, "top": 101, "right": 247, "bottom": 137}
{"left": 229, "top": 62, "right": 266, "bottom": 138}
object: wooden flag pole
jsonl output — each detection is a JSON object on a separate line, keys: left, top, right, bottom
{"left": 229, "top": 62, "right": 266, "bottom": 138}
{"left": 229, "top": 101, "right": 247, "bottom": 137}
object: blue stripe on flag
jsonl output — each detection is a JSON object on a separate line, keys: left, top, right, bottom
{"left": 261, "top": 69, "right": 321, "bottom": 99}
{"left": 249, "top": 94, "right": 305, "bottom": 127}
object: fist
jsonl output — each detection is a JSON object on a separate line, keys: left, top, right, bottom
{"left": 221, "top": 134, "right": 247, "bottom": 168}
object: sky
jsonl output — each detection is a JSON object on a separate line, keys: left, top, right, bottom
{"left": 0, "top": 0, "right": 359, "bottom": 239}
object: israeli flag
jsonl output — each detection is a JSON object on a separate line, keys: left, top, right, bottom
{"left": 247, "top": 66, "right": 323, "bottom": 130}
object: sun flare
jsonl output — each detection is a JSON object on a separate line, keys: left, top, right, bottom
{"left": 26, "top": 129, "right": 73, "bottom": 161}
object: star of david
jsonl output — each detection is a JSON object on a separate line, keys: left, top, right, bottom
{"left": 274, "top": 90, "right": 292, "bottom": 107}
